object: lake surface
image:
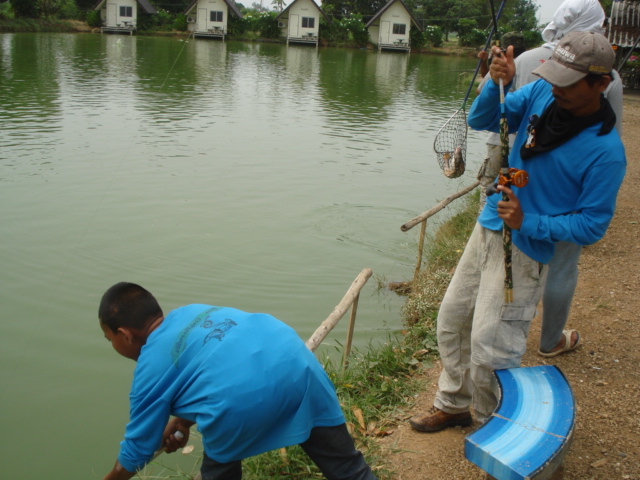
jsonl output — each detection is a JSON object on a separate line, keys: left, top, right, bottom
{"left": 0, "top": 32, "right": 485, "bottom": 478}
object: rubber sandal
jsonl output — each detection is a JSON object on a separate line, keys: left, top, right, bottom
{"left": 538, "top": 329, "right": 581, "bottom": 358}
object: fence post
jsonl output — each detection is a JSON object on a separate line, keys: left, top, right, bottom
{"left": 306, "top": 268, "right": 373, "bottom": 353}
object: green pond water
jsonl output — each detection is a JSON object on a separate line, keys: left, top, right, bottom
{"left": 0, "top": 32, "right": 485, "bottom": 478}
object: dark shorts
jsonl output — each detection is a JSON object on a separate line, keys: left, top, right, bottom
{"left": 200, "top": 424, "right": 378, "bottom": 480}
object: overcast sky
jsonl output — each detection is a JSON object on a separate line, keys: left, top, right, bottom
{"left": 534, "top": 0, "right": 558, "bottom": 25}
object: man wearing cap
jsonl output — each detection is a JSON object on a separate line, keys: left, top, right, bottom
{"left": 513, "top": 0, "right": 623, "bottom": 360}
{"left": 409, "top": 31, "right": 625, "bottom": 432}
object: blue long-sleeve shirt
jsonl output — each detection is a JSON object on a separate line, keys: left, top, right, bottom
{"left": 468, "top": 79, "right": 626, "bottom": 264}
{"left": 118, "top": 305, "right": 345, "bottom": 472}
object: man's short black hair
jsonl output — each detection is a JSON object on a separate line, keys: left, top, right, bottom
{"left": 584, "top": 72, "right": 611, "bottom": 86}
{"left": 99, "top": 282, "right": 163, "bottom": 332}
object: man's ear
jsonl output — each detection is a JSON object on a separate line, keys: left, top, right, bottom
{"left": 597, "top": 75, "right": 612, "bottom": 93}
{"left": 117, "top": 326, "right": 136, "bottom": 344}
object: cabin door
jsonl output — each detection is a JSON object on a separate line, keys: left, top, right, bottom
{"left": 380, "top": 20, "right": 391, "bottom": 44}
{"left": 289, "top": 14, "right": 299, "bottom": 36}
{"left": 197, "top": 8, "right": 207, "bottom": 31}
{"left": 107, "top": 3, "right": 117, "bottom": 26}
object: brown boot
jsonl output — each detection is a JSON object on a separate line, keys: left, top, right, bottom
{"left": 409, "top": 406, "right": 472, "bottom": 432}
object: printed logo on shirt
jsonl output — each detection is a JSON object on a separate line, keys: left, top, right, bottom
{"left": 202, "top": 317, "right": 238, "bottom": 344}
{"left": 171, "top": 306, "right": 222, "bottom": 367}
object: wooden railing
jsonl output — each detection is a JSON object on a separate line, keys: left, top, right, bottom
{"left": 306, "top": 268, "right": 373, "bottom": 367}
{"left": 401, "top": 181, "right": 480, "bottom": 282}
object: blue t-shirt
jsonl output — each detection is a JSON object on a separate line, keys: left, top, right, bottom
{"left": 468, "top": 79, "right": 626, "bottom": 264}
{"left": 118, "top": 305, "right": 345, "bottom": 472}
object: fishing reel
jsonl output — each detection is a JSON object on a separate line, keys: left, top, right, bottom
{"left": 486, "top": 168, "right": 529, "bottom": 196}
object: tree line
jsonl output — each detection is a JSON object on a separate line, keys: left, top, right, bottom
{"left": 4, "top": 0, "right": 602, "bottom": 50}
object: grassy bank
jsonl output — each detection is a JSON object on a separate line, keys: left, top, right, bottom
{"left": 143, "top": 190, "right": 479, "bottom": 479}
{"left": 0, "top": 18, "right": 92, "bottom": 32}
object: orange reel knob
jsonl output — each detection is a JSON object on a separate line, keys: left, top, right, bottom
{"left": 509, "top": 168, "right": 529, "bottom": 188}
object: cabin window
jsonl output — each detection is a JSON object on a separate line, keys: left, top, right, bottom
{"left": 210, "top": 11, "right": 223, "bottom": 22}
{"left": 301, "top": 17, "right": 315, "bottom": 28}
{"left": 392, "top": 23, "right": 406, "bottom": 35}
{"left": 120, "top": 6, "right": 133, "bottom": 17}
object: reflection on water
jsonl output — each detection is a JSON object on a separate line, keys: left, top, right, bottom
{"left": 0, "top": 33, "right": 485, "bottom": 480}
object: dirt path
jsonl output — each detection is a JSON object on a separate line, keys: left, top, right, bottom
{"left": 379, "top": 95, "right": 640, "bottom": 479}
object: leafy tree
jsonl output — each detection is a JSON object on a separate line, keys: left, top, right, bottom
{"left": 503, "top": 0, "right": 537, "bottom": 33}
{"left": 343, "top": 13, "right": 368, "bottom": 46}
{"left": 57, "top": 0, "right": 80, "bottom": 19}
{"left": 37, "top": 0, "right": 62, "bottom": 18}
{"left": 423, "top": 24, "right": 443, "bottom": 47}
{"left": 319, "top": 15, "right": 350, "bottom": 43}
{"left": 10, "top": 0, "right": 38, "bottom": 18}
{"left": 271, "top": 0, "right": 285, "bottom": 13}
{"left": 410, "top": 26, "right": 425, "bottom": 49}
{"left": 173, "top": 13, "right": 188, "bottom": 31}
{"left": 76, "top": 0, "right": 98, "bottom": 9}
{"left": 227, "top": 12, "right": 245, "bottom": 35}
{"left": 86, "top": 8, "right": 102, "bottom": 27}
{"left": 320, "top": 0, "right": 352, "bottom": 19}
{"left": 420, "top": 0, "right": 481, "bottom": 42}
{"left": 158, "top": 0, "right": 192, "bottom": 15}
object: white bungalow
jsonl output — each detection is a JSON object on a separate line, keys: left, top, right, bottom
{"left": 276, "top": 0, "right": 328, "bottom": 46}
{"left": 184, "top": 0, "right": 243, "bottom": 40}
{"left": 365, "top": 0, "right": 421, "bottom": 52}
{"left": 93, "top": 0, "right": 157, "bottom": 35}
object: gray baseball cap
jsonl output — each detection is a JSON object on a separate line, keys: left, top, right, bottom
{"left": 532, "top": 31, "right": 615, "bottom": 87}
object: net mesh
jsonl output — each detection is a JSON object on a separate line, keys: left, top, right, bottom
{"left": 433, "top": 108, "right": 468, "bottom": 179}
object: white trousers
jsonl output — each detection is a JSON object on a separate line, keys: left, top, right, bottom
{"left": 434, "top": 223, "right": 547, "bottom": 422}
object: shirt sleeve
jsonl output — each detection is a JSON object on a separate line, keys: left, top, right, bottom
{"left": 467, "top": 79, "right": 524, "bottom": 135}
{"left": 519, "top": 153, "right": 626, "bottom": 246}
{"left": 117, "top": 382, "right": 172, "bottom": 472}
{"left": 605, "top": 70, "right": 624, "bottom": 137}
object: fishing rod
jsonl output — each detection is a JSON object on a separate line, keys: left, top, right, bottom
{"left": 486, "top": 0, "right": 528, "bottom": 303}
{"left": 432, "top": 0, "right": 507, "bottom": 179}
{"left": 461, "top": 0, "right": 508, "bottom": 110}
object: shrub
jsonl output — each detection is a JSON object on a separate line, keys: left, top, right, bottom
{"left": 256, "top": 11, "right": 280, "bottom": 38}
{"left": 173, "top": 13, "right": 187, "bottom": 31}
{"left": 86, "top": 8, "right": 101, "bottom": 27}
{"left": 423, "top": 25, "right": 443, "bottom": 47}
{"left": 410, "top": 27, "right": 425, "bottom": 49}
{"left": 57, "top": 0, "right": 79, "bottom": 19}
{"left": 459, "top": 27, "right": 486, "bottom": 47}
{"left": 343, "top": 14, "right": 368, "bottom": 47}
{"left": 320, "top": 17, "right": 349, "bottom": 44}
{"left": 0, "top": 1, "right": 14, "bottom": 19}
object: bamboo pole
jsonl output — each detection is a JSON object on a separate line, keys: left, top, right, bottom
{"left": 413, "top": 218, "right": 428, "bottom": 280}
{"left": 400, "top": 181, "right": 480, "bottom": 232}
{"left": 342, "top": 293, "right": 360, "bottom": 369}
{"left": 306, "top": 268, "right": 373, "bottom": 353}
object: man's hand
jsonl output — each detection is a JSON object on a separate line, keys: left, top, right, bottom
{"left": 102, "top": 460, "right": 135, "bottom": 480}
{"left": 477, "top": 49, "right": 489, "bottom": 78}
{"left": 489, "top": 45, "right": 515, "bottom": 86}
{"left": 497, "top": 185, "right": 524, "bottom": 230}
{"left": 161, "top": 417, "right": 194, "bottom": 453}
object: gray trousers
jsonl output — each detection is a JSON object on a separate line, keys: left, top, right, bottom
{"left": 540, "top": 241, "right": 582, "bottom": 352}
{"left": 434, "top": 223, "right": 547, "bottom": 422}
